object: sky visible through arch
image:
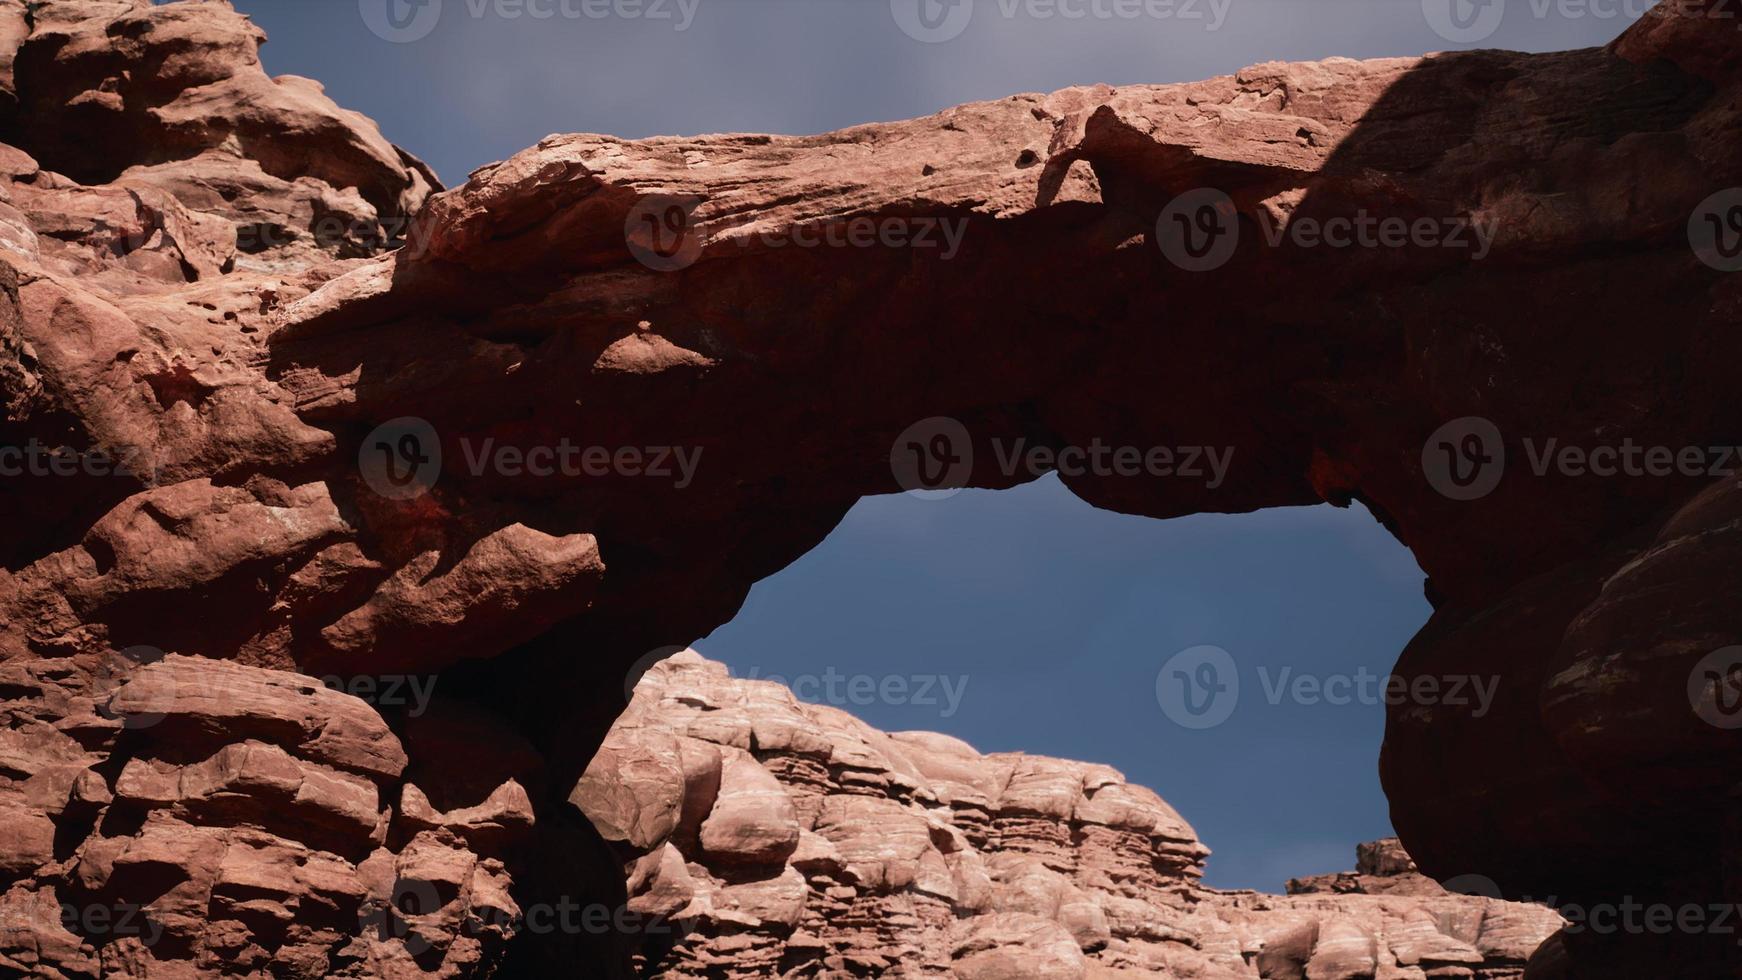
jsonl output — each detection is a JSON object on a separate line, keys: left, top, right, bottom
{"left": 696, "top": 481, "right": 1432, "bottom": 890}
{"left": 234, "top": 0, "right": 1643, "bottom": 889}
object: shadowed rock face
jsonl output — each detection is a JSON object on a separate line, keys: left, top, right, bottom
{"left": 0, "top": 0, "right": 1738, "bottom": 976}
{"left": 577, "top": 652, "right": 1567, "bottom": 979}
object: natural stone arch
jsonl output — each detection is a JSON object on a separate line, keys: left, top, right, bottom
{"left": 260, "top": 20, "right": 1739, "bottom": 974}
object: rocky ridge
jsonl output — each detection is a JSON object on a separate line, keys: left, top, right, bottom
{"left": 577, "top": 652, "right": 1566, "bottom": 979}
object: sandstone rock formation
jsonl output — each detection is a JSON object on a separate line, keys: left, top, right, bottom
{"left": 577, "top": 652, "right": 1567, "bottom": 979}
{"left": 1285, "top": 839, "right": 1445, "bottom": 899}
{"left": 0, "top": 0, "right": 1737, "bottom": 976}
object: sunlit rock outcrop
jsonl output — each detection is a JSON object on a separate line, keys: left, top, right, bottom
{"left": 576, "top": 652, "right": 1566, "bottom": 978}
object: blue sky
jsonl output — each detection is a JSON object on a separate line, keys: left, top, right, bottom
{"left": 698, "top": 481, "right": 1431, "bottom": 889}
{"left": 234, "top": 0, "right": 1641, "bottom": 889}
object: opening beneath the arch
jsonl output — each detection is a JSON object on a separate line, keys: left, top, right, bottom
{"left": 688, "top": 473, "right": 1432, "bottom": 891}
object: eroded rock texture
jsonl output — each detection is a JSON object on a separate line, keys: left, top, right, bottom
{"left": 0, "top": 0, "right": 1737, "bottom": 975}
{"left": 0, "top": 2, "right": 530, "bottom": 976}
{"left": 578, "top": 653, "right": 1567, "bottom": 979}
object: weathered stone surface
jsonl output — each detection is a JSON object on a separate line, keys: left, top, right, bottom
{"left": 0, "top": 789, "right": 56, "bottom": 875}
{"left": 699, "top": 750, "right": 802, "bottom": 869}
{"left": 400, "top": 780, "right": 536, "bottom": 852}
{"left": 1288, "top": 836, "right": 1445, "bottom": 898}
{"left": 0, "top": 0, "right": 1736, "bottom": 976}
{"left": 106, "top": 656, "right": 407, "bottom": 779}
{"left": 574, "top": 653, "right": 1566, "bottom": 979}
{"left": 1, "top": 0, "right": 434, "bottom": 239}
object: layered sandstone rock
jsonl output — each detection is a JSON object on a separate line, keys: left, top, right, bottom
{"left": 1285, "top": 839, "right": 1445, "bottom": 898}
{"left": 0, "top": 0, "right": 1736, "bottom": 976}
{"left": 577, "top": 653, "right": 1566, "bottom": 978}
{"left": 0, "top": 3, "right": 538, "bottom": 976}
{"left": 0, "top": 652, "right": 536, "bottom": 979}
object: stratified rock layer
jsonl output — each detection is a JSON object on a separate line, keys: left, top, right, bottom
{"left": 576, "top": 652, "right": 1566, "bottom": 978}
{"left": 0, "top": 0, "right": 1737, "bottom": 976}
